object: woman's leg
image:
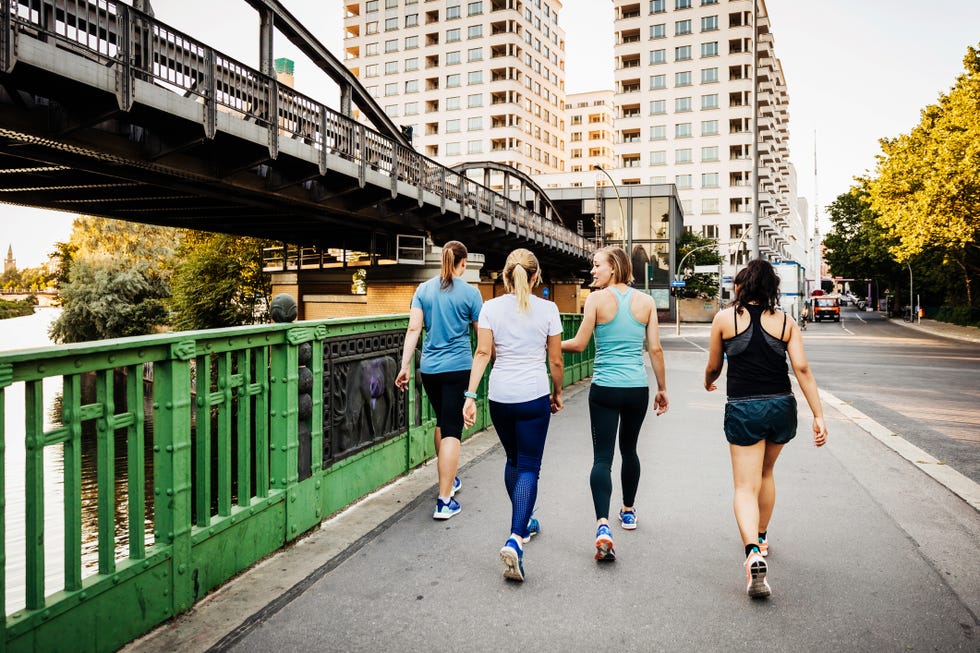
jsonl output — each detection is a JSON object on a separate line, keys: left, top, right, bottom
{"left": 589, "top": 385, "right": 620, "bottom": 523}
{"left": 617, "top": 387, "right": 649, "bottom": 510}
{"left": 758, "top": 442, "right": 785, "bottom": 533}
{"left": 509, "top": 396, "right": 552, "bottom": 538}
{"left": 729, "top": 440, "right": 767, "bottom": 546}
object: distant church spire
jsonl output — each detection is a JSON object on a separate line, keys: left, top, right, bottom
{"left": 4, "top": 244, "right": 15, "bottom": 273}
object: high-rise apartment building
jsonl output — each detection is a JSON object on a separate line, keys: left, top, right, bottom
{"left": 610, "top": 0, "right": 806, "bottom": 269}
{"left": 342, "top": 0, "right": 567, "bottom": 176}
{"left": 566, "top": 90, "right": 616, "bottom": 174}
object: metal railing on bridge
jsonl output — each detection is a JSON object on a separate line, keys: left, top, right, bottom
{"left": 1, "top": 0, "right": 593, "bottom": 261}
{"left": 0, "top": 314, "right": 592, "bottom": 652}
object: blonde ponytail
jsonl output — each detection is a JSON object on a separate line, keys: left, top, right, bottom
{"left": 502, "top": 248, "right": 541, "bottom": 313}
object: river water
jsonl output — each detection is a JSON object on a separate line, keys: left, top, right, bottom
{"left": 2, "top": 309, "right": 150, "bottom": 614}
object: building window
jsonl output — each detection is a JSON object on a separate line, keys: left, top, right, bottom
{"left": 701, "top": 41, "right": 718, "bottom": 57}
{"left": 675, "top": 45, "right": 692, "bottom": 61}
{"left": 650, "top": 74, "right": 666, "bottom": 90}
{"left": 406, "top": 13, "right": 418, "bottom": 27}
{"left": 365, "top": 64, "right": 379, "bottom": 78}
{"left": 467, "top": 140, "right": 483, "bottom": 154}
{"left": 384, "top": 82, "right": 398, "bottom": 96}
{"left": 446, "top": 28, "right": 461, "bottom": 42}
{"left": 446, "top": 119, "right": 461, "bottom": 133}
{"left": 650, "top": 124, "right": 666, "bottom": 140}
{"left": 468, "top": 116, "right": 482, "bottom": 130}
{"left": 675, "top": 0, "right": 691, "bottom": 8}
{"left": 703, "top": 224, "right": 719, "bottom": 238}
{"left": 405, "top": 57, "right": 419, "bottom": 71}
{"left": 676, "top": 122, "right": 692, "bottom": 138}
{"left": 384, "top": 61, "right": 399, "bottom": 75}
{"left": 650, "top": 0, "right": 665, "bottom": 13}
{"left": 701, "top": 119, "right": 719, "bottom": 135}
{"left": 366, "top": 42, "right": 379, "bottom": 56}
{"left": 446, "top": 50, "right": 461, "bottom": 65}
{"left": 675, "top": 174, "right": 692, "bottom": 189}
{"left": 366, "top": 21, "right": 378, "bottom": 34}
{"left": 468, "top": 47, "right": 483, "bottom": 61}
{"left": 405, "top": 101, "right": 419, "bottom": 115}
{"left": 385, "top": 39, "right": 398, "bottom": 53}
{"left": 650, "top": 100, "right": 666, "bottom": 115}
{"left": 675, "top": 19, "right": 691, "bottom": 36}
{"left": 701, "top": 15, "right": 718, "bottom": 31}
{"left": 701, "top": 67, "right": 718, "bottom": 83}
{"left": 447, "top": 142, "right": 461, "bottom": 156}
{"left": 447, "top": 4, "right": 461, "bottom": 19}
{"left": 385, "top": 17, "right": 399, "bottom": 31}
{"left": 650, "top": 49, "right": 666, "bottom": 65}
{"left": 404, "top": 35, "right": 419, "bottom": 49}
{"left": 467, "top": 93, "right": 483, "bottom": 107}
{"left": 446, "top": 96, "right": 461, "bottom": 110}
{"left": 675, "top": 97, "right": 692, "bottom": 112}
{"left": 365, "top": 0, "right": 379, "bottom": 12}
{"left": 702, "top": 173, "right": 719, "bottom": 188}
{"left": 676, "top": 148, "right": 692, "bottom": 164}
{"left": 447, "top": 73, "right": 461, "bottom": 87}
{"left": 650, "top": 150, "right": 666, "bottom": 165}
{"left": 468, "top": 1, "right": 483, "bottom": 16}
{"left": 701, "top": 146, "right": 719, "bottom": 161}
{"left": 701, "top": 94, "right": 719, "bottom": 109}
{"left": 701, "top": 198, "right": 719, "bottom": 213}
{"left": 468, "top": 25, "right": 483, "bottom": 39}
{"left": 405, "top": 79, "right": 419, "bottom": 93}
{"left": 650, "top": 24, "right": 665, "bottom": 39}
{"left": 385, "top": 0, "right": 398, "bottom": 8}
{"left": 467, "top": 70, "right": 483, "bottom": 84}
{"left": 675, "top": 71, "right": 692, "bottom": 87}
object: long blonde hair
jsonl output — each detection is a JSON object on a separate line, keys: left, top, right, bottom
{"left": 440, "top": 240, "right": 468, "bottom": 290}
{"left": 502, "top": 248, "right": 541, "bottom": 312}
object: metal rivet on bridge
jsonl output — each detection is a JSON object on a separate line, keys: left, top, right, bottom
{"left": 37, "top": 365, "right": 45, "bottom": 373}
{"left": 74, "top": 360, "right": 82, "bottom": 368}
{"left": 166, "top": 489, "right": 173, "bottom": 496}
{"left": 165, "top": 445, "right": 173, "bottom": 453}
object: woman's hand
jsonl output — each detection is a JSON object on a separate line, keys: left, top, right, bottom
{"left": 812, "top": 416, "right": 828, "bottom": 447}
{"left": 394, "top": 366, "right": 410, "bottom": 392}
{"left": 653, "top": 389, "right": 669, "bottom": 415}
{"left": 550, "top": 390, "right": 563, "bottom": 414}
{"left": 462, "top": 396, "right": 477, "bottom": 427}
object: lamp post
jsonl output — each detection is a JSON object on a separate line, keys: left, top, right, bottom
{"left": 674, "top": 243, "right": 719, "bottom": 335}
{"left": 750, "top": 0, "right": 760, "bottom": 260}
{"left": 593, "top": 165, "right": 627, "bottom": 255}
{"left": 907, "top": 261, "right": 914, "bottom": 322}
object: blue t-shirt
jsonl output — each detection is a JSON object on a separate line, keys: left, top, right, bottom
{"left": 411, "top": 276, "right": 483, "bottom": 374}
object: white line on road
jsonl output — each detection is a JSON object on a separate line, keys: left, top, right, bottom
{"left": 683, "top": 337, "right": 708, "bottom": 353}
{"left": 820, "top": 388, "right": 980, "bottom": 512}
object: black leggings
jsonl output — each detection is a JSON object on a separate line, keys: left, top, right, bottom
{"left": 588, "top": 384, "right": 649, "bottom": 520}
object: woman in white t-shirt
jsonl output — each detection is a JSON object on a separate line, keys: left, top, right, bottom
{"left": 462, "top": 248, "right": 564, "bottom": 583}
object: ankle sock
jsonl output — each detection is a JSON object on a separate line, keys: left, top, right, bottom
{"left": 438, "top": 496, "right": 451, "bottom": 504}
{"left": 758, "top": 531, "right": 767, "bottom": 542}
{"left": 745, "top": 543, "right": 760, "bottom": 557}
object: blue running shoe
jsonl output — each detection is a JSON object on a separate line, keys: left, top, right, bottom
{"left": 451, "top": 476, "right": 462, "bottom": 497}
{"left": 523, "top": 511, "right": 540, "bottom": 543}
{"left": 619, "top": 508, "right": 637, "bottom": 530}
{"left": 500, "top": 537, "right": 525, "bottom": 581}
{"left": 595, "top": 524, "right": 616, "bottom": 562}
{"left": 433, "top": 497, "right": 461, "bottom": 520}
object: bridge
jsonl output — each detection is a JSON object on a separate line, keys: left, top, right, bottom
{"left": 0, "top": 0, "right": 593, "bottom": 274}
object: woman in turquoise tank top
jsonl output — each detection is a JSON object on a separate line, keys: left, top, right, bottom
{"left": 562, "top": 246, "right": 669, "bottom": 562}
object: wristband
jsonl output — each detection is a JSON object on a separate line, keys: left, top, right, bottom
{"left": 463, "top": 391, "right": 478, "bottom": 399}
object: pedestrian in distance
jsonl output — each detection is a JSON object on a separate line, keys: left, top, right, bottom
{"left": 561, "top": 245, "right": 668, "bottom": 562}
{"left": 704, "top": 259, "right": 828, "bottom": 599}
{"left": 395, "top": 240, "right": 483, "bottom": 520}
{"left": 462, "top": 248, "right": 564, "bottom": 582}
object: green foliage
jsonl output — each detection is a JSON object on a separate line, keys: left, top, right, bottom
{"left": 49, "top": 217, "right": 177, "bottom": 343}
{"left": 168, "top": 232, "right": 273, "bottom": 331}
{"left": 676, "top": 230, "right": 722, "bottom": 300}
{"left": 824, "top": 185, "right": 904, "bottom": 289}
{"left": 866, "top": 43, "right": 980, "bottom": 305}
{"left": 0, "top": 297, "right": 35, "bottom": 319}
{"left": 933, "top": 305, "right": 980, "bottom": 327}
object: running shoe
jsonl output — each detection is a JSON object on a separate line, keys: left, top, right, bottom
{"left": 524, "top": 511, "right": 540, "bottom": 543}
{"left": 595, "top": 523, "right": 616, "bottom": 562}
{"left": 758, "top": 534, "right": 769, "bottom": 557}
{"left": 433, "top": 497, "right": 461, "bottom": 520}
{"left": 500, "top": 537, "right": 525, "bottom": 582}
{"left": 451, "top": 476, "right": 462, "bottom": 497}
{"left": 744, "top": 550, "right": 771, "bottom": 598}
{"left": 619, "top": 508, "right": 637, "bottom": 530}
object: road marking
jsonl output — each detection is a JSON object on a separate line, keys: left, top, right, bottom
{"left": 683, "top": 337, "right": 708, "bottom": 353}
{"left": 820, "top": 388, "right": 980, "bottom": 512}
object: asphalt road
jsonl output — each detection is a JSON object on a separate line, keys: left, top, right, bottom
{"left": 664, "top": 306, "right": 980, "bottom": 484}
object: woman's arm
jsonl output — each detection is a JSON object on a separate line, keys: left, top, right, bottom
{"left": 547, "top": 332, "right": 564, "bottom": 413}
{"left": 462, "top": 326, "right": 494, "bottom": 427}
{"left": 644, "top": 298, "right": 668, "bottom": 415}
{"left": 704, "top": 309, "right": 726, "bottom": 392}
{"left": 395, "top": 307, "right": 424, "bottom": 392}
{"left": 561, "top": 292, "right": 598, "bottom": 353}
{"left": 785, "top": 321, "right": 828, "bottom": 447}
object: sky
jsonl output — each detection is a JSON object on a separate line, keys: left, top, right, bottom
{"left": 2, "top": 0, "right": 978, "bottom": 268}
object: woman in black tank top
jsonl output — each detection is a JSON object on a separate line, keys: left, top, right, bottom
{"left": 704, "top": 260, "right": 828, "bottom": 599}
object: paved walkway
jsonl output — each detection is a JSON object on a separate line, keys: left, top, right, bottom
{"left": 127, "top": 334, "right": 980, "bottom": 653}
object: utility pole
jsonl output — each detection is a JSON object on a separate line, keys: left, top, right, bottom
{"left": 750, "top": 0, "right": 760, "bottom": 260}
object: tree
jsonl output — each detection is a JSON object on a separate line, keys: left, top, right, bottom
{"left": 675, "top": 230, "right": 723, "bottom": 300}
{"left": 49, "top": 217, "right": 178, "bottom": 343}
{"left": 168, "top": 232, "right": 273, "bottom": 331}
{"left": 866, "top": 43, "right": 980, "bottom": 305}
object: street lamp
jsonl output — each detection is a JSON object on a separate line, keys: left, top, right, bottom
{"left": 907, "top": 261, "right": 914, "bottom": 323}
{"left": 593, "top": 165, "right": 627, "bottom": 253}
{"left": 674, "top": 242, "right": 719, "bottom": 335}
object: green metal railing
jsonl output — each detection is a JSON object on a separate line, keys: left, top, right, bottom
{"left": 1, "top": 313, "right": 590, "bottom": 652}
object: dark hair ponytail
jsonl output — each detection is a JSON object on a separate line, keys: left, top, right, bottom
{"left": 440, "top": 240, "right": 468, "bottom": 290}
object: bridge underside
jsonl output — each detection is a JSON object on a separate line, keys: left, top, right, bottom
{"left": 0, "top": 26, "right": 590, "bottom": 276}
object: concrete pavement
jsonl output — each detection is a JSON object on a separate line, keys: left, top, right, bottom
{"left": 126, "top": 341, "right": 980, "bottom": 653}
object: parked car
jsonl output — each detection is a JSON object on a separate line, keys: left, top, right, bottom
{"left": 812, "top": 296, "right": 841, "bottom": 322}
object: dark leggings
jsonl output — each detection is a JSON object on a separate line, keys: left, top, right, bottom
{"left": 588, "top": 384, "right": 649, "bottom": 520}
{"left": 489, "top": 395, "right": 552, "bottom": 538}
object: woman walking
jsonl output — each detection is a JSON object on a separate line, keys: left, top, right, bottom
{"left": 704, "top": 259, "right": 828, "bottom": 598}
{"left": 462, "top": 248, "right": 564, "bottom": 582}
{"left": 561, "top": 246, "right": 668, "bottom": 562}
{"left": 396, "top": 240, "right": 483, "bottom": 520}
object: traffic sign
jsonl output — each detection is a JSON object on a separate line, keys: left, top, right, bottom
{"left": 670, "top": 280, "right": 686, "bottom": 287}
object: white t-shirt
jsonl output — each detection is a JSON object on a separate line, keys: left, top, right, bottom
{"left": 478, "top": 293, "right": 563, "bottom": 404}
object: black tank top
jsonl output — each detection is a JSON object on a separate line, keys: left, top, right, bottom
{"left": 722, "top": 305, "right": 791, "bottom": 398}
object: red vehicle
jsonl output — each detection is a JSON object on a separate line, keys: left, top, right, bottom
{"left": 812, "top": 295, "right": 841, "bottom": 322}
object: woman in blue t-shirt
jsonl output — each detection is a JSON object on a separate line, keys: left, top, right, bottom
{"left": 562, "top": 246, "right": 669, "bottom": 563}
{"left": 396, "top": 240, "right": 483, "bottom": 520}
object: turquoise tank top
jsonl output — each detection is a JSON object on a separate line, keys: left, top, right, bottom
{"left": 592, "top": 287, "right": 649, "bottom": 388}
